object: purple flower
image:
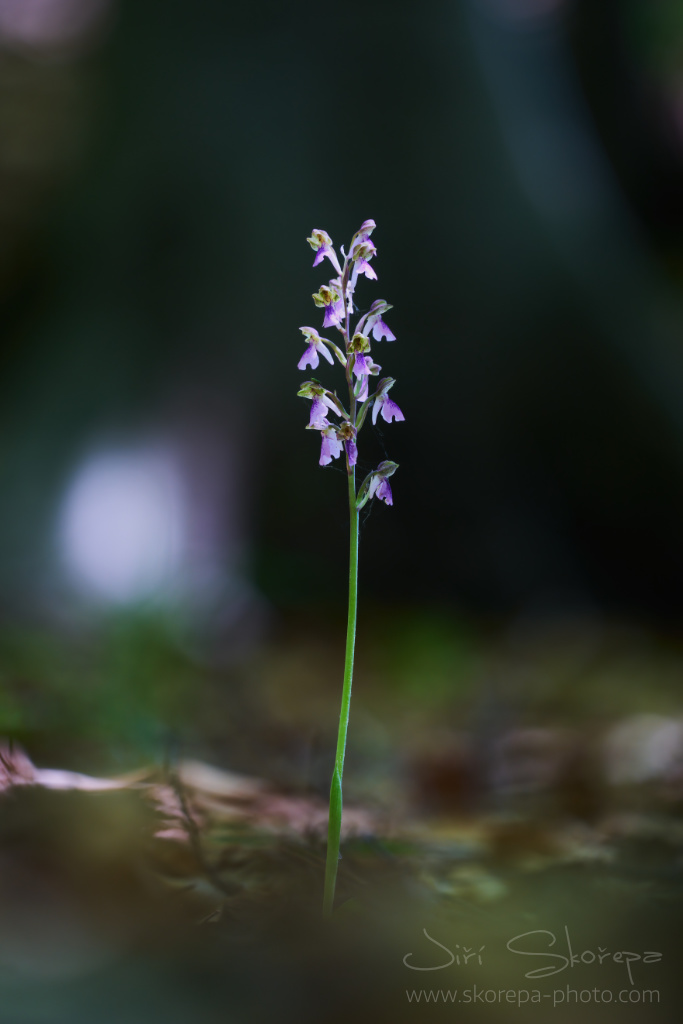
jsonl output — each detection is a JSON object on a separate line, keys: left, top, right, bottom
{"left": 351, "top": 348, "right": 382, "bottom": 403}
{"left": 324, "top": 301, "right": 345, "bottom": 328}
{"left": 362, "top": 459, "right": 398, "bottom": 507}
{"left": 347, "top": 231, "right": 379, "bottom": 288}
{"left": 298, "top": 380, "right": 347, "bottom": 428}
{"left": 350, "top": 220, "right": 376, "bottom": 250}
{"left": 306, "top": 229, "right": 342, "bottom": 275}
{"left": 370, "top": 377, "right": 403, "bottom": 423}
{"left": 299, "top": 221, "right": 403, "bottom": 489}
{"left": 372, "top": 394, "right": 404, "bottom": 425}
{"left": 309, "top": 396, "right": 331, "bottom": 429}
{"left": 350, "top": 240, "right": 378, "bottom": 288}
{"left": 370, "top": 476, "right": 393, "bottom": 505}
{"left": 308, "top": 395, "right": 346, "bottom": 429}
{"left": 357, "top": 300, "right": 395, "bottom": 342}
{"left": 369, "top": 316, "right": 394, "bottom": 341}
{"left": 356, "top": 219, "right": 376, "bottom": 241}
{"left": 352, "top": 352, "right": 371, "bottom": 378}
{"left": 298, "top": 327, "right": 335, "bottom": 371}
{"left": 312, "top": 283, "right": 345, "bottom": 328}
{"left": 367, "top": 305, "right": 396, "bottom": 342}
{"left": 336, "top": 422, "right": 358, "bottom": 467}
{"left": 320, "top": 425, "right": 343, "bottom": 466}
{"left": 354, "top": 259, "right": 377, "bottom": 282}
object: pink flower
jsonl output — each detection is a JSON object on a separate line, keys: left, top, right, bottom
{"left": 363, "top": 300, "right": 396, "bottom": 342}
{"left": 320, "top": 425, "right": 343, "bottom": 466}
{"left": 372, "top": 394, "right": 404, "bottom": 425}
{"left": 312, "top": 283, "right": 345, "bottom": 328}
{"left": 365, "top": 460, "right": 399, "bottom": 506}
{"left": 306, "top": 229, "right": 342, "bottom": 275}
{"left": 371, "top": 377, "right": 404, "bottom": 424}
{"left": 298, "top": 327, "right": 335, "bottom": 371}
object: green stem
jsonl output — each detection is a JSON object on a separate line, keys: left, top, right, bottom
{"left": 323, "top": 468, "right": 359, "bottom": 917}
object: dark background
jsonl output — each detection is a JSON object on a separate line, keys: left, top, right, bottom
{"left": 1, "top": 1, "right": 683, "bottom": 707}
{"left": 4, "top": 0, "right": 683, "bottom": 628}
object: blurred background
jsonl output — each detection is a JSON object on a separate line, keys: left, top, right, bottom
{"left": 3, "top": 0, "right": 683, "bottom": 760}
{"left": 3, "top": 1, "right": 683, "bottom": 1018}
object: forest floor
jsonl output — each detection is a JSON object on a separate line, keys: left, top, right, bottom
{"left": 1, "top": 608, "right": 683, "bottom": 1021}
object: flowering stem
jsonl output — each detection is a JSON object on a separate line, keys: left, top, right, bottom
{"left": 301, "top": 222, "right": 399, "bottom": 915}
{"left": 323, "top": 465, "right": 359, "bottom": 917}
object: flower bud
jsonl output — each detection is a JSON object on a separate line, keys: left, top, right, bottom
{"left": 375, "top": 377, "right": 396, "bottom": 396}
{"left": 352, "top": 219, "right": 376, "bottom": 242}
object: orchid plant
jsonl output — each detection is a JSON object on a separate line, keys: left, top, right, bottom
{"left": 297, "top": 220, "right": 404, "bottom": 915}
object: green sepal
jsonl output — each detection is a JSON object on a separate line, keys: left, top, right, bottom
{"left": 355, "top": 472, "right": 374, "bottom": 511}
{"left": 352, "top": 240, "right": 376, "bottom": 261}
{"left": 350, "top": 332, "right": 371, "bottom": 353}
{"left": 327, "top": 341, "right": 348, "bottom": 367}
{"left": 297, "top": 379, "right": 324, "bottom": 398}
{"left": 375, "top": 376, "right": 396, "bottom": 396}
{"left": 355, "top": 399, "right": 371, "bottom": 432}
{"left": 298, "top": 380, "right": 349, "bottom": 421}
{"left": 307, "top": 229, "right": 332, "bottom": 253}
{"left": 312, "top": 283, "right": 339, "bottom": 308}
{"left": 327, "top": 393, "right": 350, "bottom": 420}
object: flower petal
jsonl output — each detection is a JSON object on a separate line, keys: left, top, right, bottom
{"left": 323, "top": 300, "right": 344, "bottom": 328}
{"left": 380, "top": 398, "right": 405, "bottom": 424}
{"left": 376, "top": 478, "right": 393, "bottom": 505}
{"left": 313, "top": 246, "right": 342, "bottom": 275}
{"left": 319, "top": 435, "right": 333, "bottom": 466}
{"left": 353, "top": 353, "right": 369, "bottom": 378}
{"left": 370, "top": 317, "right": 396, "bottom": 342}
{"left": 319, "top": 341, "right": 335, "bottom": 365}
{"left": 356, "top": 259, "right": 378, "bottom": 281}
{"left": 320, "top": 427, "right": 343, "bottom": 465}
{"left": 322, "top": 393, "right": 340, "bottom": 415}
{"left": 298, "top": 343, "right": 319, "bottom": 371}
{"left": 309, "top": 397, "right": 329, "bottom": 428}
{"left": 325, "top": 248, "right": 342, "bottom": 275}
{"left": 372, "top": 395, "right": 383, "bottom": 426}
